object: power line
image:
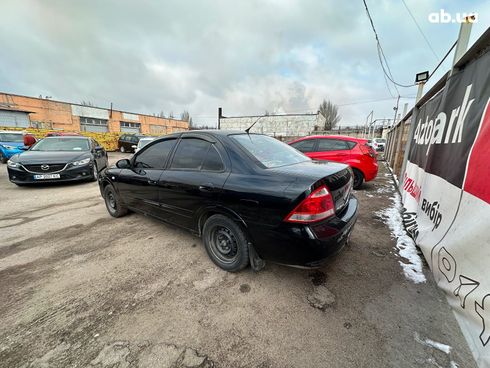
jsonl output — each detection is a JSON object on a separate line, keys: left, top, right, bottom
{"left": 337, "top": 95, "right": 415, "bottom": 107}
{"left": 382, "top": 69, "right": 397, "bottom": 98}
{"left": 400, "top": 0, "right": 439, "bottom": 61}
{"left": 362, "top": 0, "right": 415, "bottom": 89}
{"left": 428, "top": 40, "right": 457, "bottom": 80}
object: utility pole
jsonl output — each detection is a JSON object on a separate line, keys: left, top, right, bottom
{"left": 217, "top": 107, "right": 222, "bottom": 130}
{"left": 364, "top": 110, "right": 373, "bottom": 138}
{"left": 392, "top": 95, "right": 400, "bottom": 128}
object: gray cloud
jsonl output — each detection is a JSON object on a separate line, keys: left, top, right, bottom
{"left": 0, "top": 0, "right": 488, "bottom": 126}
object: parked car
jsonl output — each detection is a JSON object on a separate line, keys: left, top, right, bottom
{"left": 288, "top": 135, "right": 378, "bottom": 189}
{"left": 99, "top": 131, "right": 358, "bottom": 272}
{"left": 118, "top": 134, "right": 146, "bottom": 153}
{"left": 0, "top": 131, "right": 31, "bottom": 163}
{"left": 7, "top": 136, "right": 108, "bottom": 185}
{"left": 371, "top": 138, "right": 386, "bottom": 151}
{"left": 46, "top": 132, "right": 81, "bottom": 137}
{"left": 133, "top": 137, "right": 157, "bottom": 153}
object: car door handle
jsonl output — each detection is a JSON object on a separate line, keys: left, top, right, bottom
{"left": 148, "top": 179, "right": 158, "bottom": 185}
{"left": 199, "top": 184, "right": 215, "bottom": 192}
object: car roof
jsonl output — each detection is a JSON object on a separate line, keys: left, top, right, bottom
{"left": 290, "top": 135, "right": 367, "bottom": 143}
{"left": 44, "top": 136, "right": 89, "bottom": 140}
{"left": 149, "top": 130, "right": 269, "bottom": 144}
{"left": 0, "top": 130, "right": 24, "bottom": 134}
{"left": 184, "top": 130, "right": 268, "bottom": 136}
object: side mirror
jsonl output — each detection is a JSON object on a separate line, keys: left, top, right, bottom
{"left": 116, "top": 159, "right": 131, "bottom": 169}
{"left": 95, "top": 145, "right": 104, "bottom": 151}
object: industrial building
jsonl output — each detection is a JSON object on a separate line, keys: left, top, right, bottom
{"left": 0, "top": 92, "right": 189, "bottom": 135}
{"left": 218, "top": 108, "right": 324, "bottom": 137}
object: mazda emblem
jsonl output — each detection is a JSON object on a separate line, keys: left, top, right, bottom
{"left": 41, "top": 164, "right": 50, "bottom": 171}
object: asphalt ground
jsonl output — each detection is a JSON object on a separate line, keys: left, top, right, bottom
{"left": 0, "top": 153, "right": 476, "bottom": 368}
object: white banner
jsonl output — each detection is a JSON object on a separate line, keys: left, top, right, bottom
{"left": 401, "top": 50, "right": 490, "bottom": 367}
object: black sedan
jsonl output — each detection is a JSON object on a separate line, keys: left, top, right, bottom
{"left": 7, "top": 136, "right": 108, "bottom": 185}
{"left": 99, "top": 131, "right": 358, "bottom": 271}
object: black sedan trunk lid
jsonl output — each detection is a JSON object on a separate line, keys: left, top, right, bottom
{"left": 273, "top": 160, "right": 353, "bottom": 214}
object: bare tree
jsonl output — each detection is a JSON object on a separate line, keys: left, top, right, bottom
{"left": 81, "top": 100, "right": 94, "bottom": 106}
{"left": 318, "top": 100, "right": 341, "bottom": 130}
{"left": 169, "top": 111, "right": 174, "bottom": 119}
{"left": 180, "top": 111, "right": 190, "bottom": 122}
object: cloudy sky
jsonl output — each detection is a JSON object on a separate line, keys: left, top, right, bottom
{"left": 0, "top": 0, "right": 488, "bottom": 127}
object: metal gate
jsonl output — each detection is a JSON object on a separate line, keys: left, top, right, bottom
{"left": 0, "top": 110, "right": 30, "bottom": 128}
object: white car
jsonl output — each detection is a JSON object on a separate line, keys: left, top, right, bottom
{"left": 371, "top": 138, "right": 386, "bottom": 152}
{"left": 132, "top": 137, "right": 156, "bottom": 153}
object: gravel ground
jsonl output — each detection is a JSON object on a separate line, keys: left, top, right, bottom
{"left": 0, "top": 153, "right": 476, "bottom": 368}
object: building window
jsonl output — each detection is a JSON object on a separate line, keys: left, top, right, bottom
{"left": 80, "top": 116, "right": 108, "bottom": 132}
{"left": 120, "top": 121, "right": 142, "bottom": 133}
{"left": 120, "top": 122, "right": 141, "bottom": 128}
{"left": 80, "top": 117, "right": 108, "bottom": 126}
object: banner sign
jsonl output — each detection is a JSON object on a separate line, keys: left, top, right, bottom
{"left": 401, "top": 50, "right": 490, "bottom": 367}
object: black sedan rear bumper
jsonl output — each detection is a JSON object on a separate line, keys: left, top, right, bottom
{"left": 7, "top": 164, "right": 95, "bottom": 184}
{"left": 249, "top": 196, "right": 358, "bottom": 267}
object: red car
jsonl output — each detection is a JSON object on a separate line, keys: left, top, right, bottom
{"left": 289, "top": 135, "right": 378, "bottom": 189}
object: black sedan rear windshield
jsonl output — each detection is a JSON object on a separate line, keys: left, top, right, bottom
{"left": 231, "top": 134, "right": 310, "bottom": 168}
{"left": 31, "top": 138, "right": 90, "bottom": 151}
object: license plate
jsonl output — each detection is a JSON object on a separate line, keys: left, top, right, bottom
{"left": 34, "top": 174, "right": 61, "bottom": 180}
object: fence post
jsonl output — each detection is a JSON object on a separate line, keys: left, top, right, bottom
{"left": 397, "top": 17, "right": 473, "bottom": 190}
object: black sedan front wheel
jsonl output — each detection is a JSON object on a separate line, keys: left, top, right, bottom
{"left": 91, "top": 163, "right": 98, "bottom": 182}
{"left": 203, "top": 215, "right": 249, "bottom": 272}
{"left": 103, "top": 185, "right": 128, "bottom": 218}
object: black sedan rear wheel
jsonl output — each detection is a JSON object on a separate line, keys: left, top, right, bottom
{"left": 203, "top": 215, "right": 249, "bottom": 272}
{"left": 103, "top": 185, "right": 128, "bottom": 218}
{"left": 0, "top": 152, "right": 7, "bottom": 164}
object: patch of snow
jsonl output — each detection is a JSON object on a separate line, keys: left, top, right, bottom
{"left": 365, "top": 193, "right": 374, "bottom": 198}
{"left": 414, "top": 332, "right": 452, "bottom": 354}
{"left": 377, "top": 191, "right": 426, "bottom": 284}
{"left": 386, "top": 164, "right": 400, "bottom": 186}
{"left": 376, "top": 186, "right": 392, "bottom": 194}
{"left": 450, "top": 361, "right": 459, "bottom": 368}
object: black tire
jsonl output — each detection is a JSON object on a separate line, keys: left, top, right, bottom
{"left": 0, "top": 152, "right": 7, "bottom": 164}
{"left": 202, "top": 214, "right": 250, "bottom": 272}
{"left": 103, "top": 185, "right": 128, "bottom": 218}
{"left": 353, "top": 169, "right": 364, "bottom": 189}
{"left": 91, "top": 162, "right": 98, "bottom": 182}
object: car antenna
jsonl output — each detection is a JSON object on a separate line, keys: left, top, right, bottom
{"left": 245, "top": 116, "right": 263, "bottom": 134}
